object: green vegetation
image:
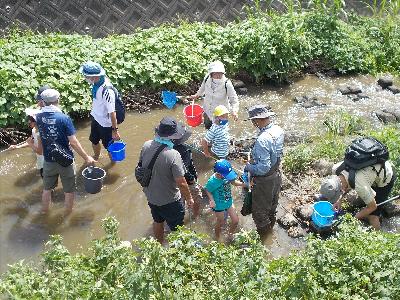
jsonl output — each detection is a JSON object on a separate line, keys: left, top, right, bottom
{"left": 1, "top": 4, "right": 400, "bottom": 127}
{"left": 0, "top": 216, "right": 399, "bottom": 299}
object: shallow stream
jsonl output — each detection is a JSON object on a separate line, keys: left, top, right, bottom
{"left": 1, "top": 74, "right": 399, "bottom": 273}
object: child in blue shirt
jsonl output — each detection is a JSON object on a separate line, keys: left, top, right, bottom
{"left": 201, "top": 105, "right": 230, "bottom": 159}
{"left": 205, "top": 159, "right": 246, "bottom": 240}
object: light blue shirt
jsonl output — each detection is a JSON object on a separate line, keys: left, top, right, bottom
{"left": 247, "top": 123, "right": 284, "bottom": 176}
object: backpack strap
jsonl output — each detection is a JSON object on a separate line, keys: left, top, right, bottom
{"left": 335, "top": 162, "right": 346, "bottom": 176}
{"left": 204, "top": 75, "right": 229, "bottom": 94}
{"left": 147, "top": 144, "right": 167, "bottom": 171}
{"left": 102, "top": 85, "right": 118, "bottom": 100}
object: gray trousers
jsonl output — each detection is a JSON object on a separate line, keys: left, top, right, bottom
{"left": 251, "top": 170, "right": 282, "bottom": 230}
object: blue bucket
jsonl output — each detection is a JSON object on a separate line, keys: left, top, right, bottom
{"left": 162, "top": 90, "right": 177, "bottom": 109}
{"left": 107, "top": 140, "right": 126, "bottom": 162}
{"left": 311, "top": 201, "right": 335, "bottom": 228}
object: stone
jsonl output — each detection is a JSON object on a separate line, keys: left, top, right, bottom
{"left": 293, "top": 96, "right": 307, "bottom": 103}
{"left": 237, "top": 87, "right": 248, "bottom": 95}
{"left": 312, "top": 159, "right": 334, "bottom": 177}
{"left": 284, "top": 131, "right": 310, "bottom": 146}
{"left": 375, "top": 110, "right": 397, "bottom": 123}
{"left": 382, "top": 202, "right": 400, "bottom": 217}
{"left": 231, "top": 79, "right": 246, "bottom": 88}
{"left": 287, "top": 226, "right": 307, "bottom": 238}
{"left": 347, "top": 94, "right": 360, "bottom": 102}
{"left": 377, "top": 77, "right": 393, "bottom": 89}
{"left": 344, "top": 191, "right": 364, "bottom": 208}
{"left": 278, "top": 213, "right": 298, "bottom": 229}
{"left": 339, "top": 85, "right": 362, "bottom": 95}
{"left": 357, "top": 93, "right": 369, "bottom": 100}
{"left": 301, "top": 99, "right": 326, "bottom": 108}
{"left": 383, "top": 108, "right": 400, "bottom": 121}
{"left": 387, "top": 85, "right": 400, "bottom": 94}
{"left": 281, "top": 173, "right": 293, "bottom": 190}
{"left": 296, "top": 204, "right": 314, "bottom": 221}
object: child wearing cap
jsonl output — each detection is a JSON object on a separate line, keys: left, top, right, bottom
{"left": 201, "top": 105, "right": 230, "bottom": 159}
{"left": 7, "top": 108, "right": 44, "bottom": 177}
{"left": 205, "top": 159, "right": 246, "bottom": 241}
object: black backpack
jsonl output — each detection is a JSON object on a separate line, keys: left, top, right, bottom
{"left": 335, "top": 137, "right": 389, "bottom": 188}
{"left": 102, "top": 85, "right": 125, "bottom": 124}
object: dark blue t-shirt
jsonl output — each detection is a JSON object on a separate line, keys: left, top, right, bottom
{"left": 36, "top": 111, "right": 76, "bottom": 162}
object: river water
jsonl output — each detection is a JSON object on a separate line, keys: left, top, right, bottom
{"left": 1, "top": 74, "right": 399, "bottom": 273}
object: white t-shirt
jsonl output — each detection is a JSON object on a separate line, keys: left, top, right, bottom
{"left": 333, "top": 161, "right": 394, "bottom": 205}
{"left": 90, "top": 79, "right": 116, "bottom": 128}
{"left": 32, "top": 128, "right": 44, "bottom": 169}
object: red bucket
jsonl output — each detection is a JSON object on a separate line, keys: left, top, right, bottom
{"left": 183, "top": 104, "right": 203, "bottom": 127}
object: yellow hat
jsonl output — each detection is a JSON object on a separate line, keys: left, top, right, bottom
{"left": 213, "top": 105, "right": 229, "bottom": 117}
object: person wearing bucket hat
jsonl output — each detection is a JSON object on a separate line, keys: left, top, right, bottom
{"left": 36, "top": 88, "right": 95, "bottom": 215}
{"left": 243, "top": 104, "right": 284, "bottom": 237}
{"left": 188, "top": 60, "right": 239, "bottom": 129}
{"left": 201, "top": 104, "right": 230, "bottom": 159}
{"left": 79, "top": 61, "right": 123, "bottom": 163}
{"left": 7, "top": 108, "right": 44, "bottom": 177}
{"left": 318, "top": 158, "right": 395, "bottom": 230}
{"left": 137, "top": 117, "right": 194, "bottom": 243}
{"left": 204, "top": 159, "right": 247, "bottom": 240}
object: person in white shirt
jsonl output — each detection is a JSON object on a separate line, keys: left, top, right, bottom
{"left": 79, "top": 61, "right": 121, "bottom": 162}
{"left": 189, "top": 60, "right": 239, "bottom": 129}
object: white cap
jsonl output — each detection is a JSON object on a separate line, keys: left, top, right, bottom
{"left": 208, "top": 60, "right": 225, "bottom": 73}
{"left": 41, "top": 89, "right": 60, "bottom": 103}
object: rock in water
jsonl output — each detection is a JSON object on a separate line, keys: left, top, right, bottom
{"left": 377, "top": 77, "right": 393, "bottom": 89}
{"left": 296, "top": 204, "right": 314, "bottom": 221}
{"left": 278, "top": 213, "right": 298, "bottom": 229}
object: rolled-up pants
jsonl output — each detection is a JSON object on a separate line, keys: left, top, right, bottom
{"left": 251, "top": 170, "right": 282, "bottom": 230}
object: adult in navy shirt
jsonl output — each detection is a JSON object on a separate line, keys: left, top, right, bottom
{"left": 36, "top": 89, "right": 95, "bottom": 215}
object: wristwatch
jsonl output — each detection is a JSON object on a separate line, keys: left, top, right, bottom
{"left": 112, "top": 127, "right": 118, "bottom": 131}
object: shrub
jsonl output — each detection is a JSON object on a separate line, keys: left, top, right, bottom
{"left": 1, "top": 216, "right": 399, "bottom": 299}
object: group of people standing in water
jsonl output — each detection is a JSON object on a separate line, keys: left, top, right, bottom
{"left": 8, "top": 60, "right": 285, "bottom": 243}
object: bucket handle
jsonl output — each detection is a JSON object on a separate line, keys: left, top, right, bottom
{"left": 108, "top": 139, "right": 125, "bottom": 148}
{"left": 313, "top": 206, "right": 335, "bottom": 219}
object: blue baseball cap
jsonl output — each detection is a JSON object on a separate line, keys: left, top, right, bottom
{"left": 79, "top": 61, "right": 106, "bottom": 77}
{"left": 214, "top": 159, "right": 237, "bottom": 181}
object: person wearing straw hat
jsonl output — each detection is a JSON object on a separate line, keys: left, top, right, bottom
{"left": 244, "top": 105, "right": 284, "bottom": 236}
{"left": 7, "top": 108, "right": 44, "bottom": 177}
{"left": 79, "top": 61, "right": 121, "bottom": 162}
{"left": 188, "top": 60, "right": 239, "bottom": 129}
{"left": 138, "top": 117, "right": 194, "bottom": 244}
{"left": 36, "top": 89, "right": 95, "bottom": 215}
{"left": 318, "top": 159, "right": 396, "bottom": 230}
{"left": 201, "top": 104, "right": 230, "bottom": 159}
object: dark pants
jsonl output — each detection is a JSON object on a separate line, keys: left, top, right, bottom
{"left": 371, "top": 171, "right": 397, "bottom": 216}
{"left": 251, "top": 170, "right": 282, "bottom": 230}
{"left": 148, "top": 200, "right": 185, "bottom": 231}
{"left": 203, "top": 113, "right": 212, "bottom": 130}
{"left": 89, "top": 118, "right": 113, "bottom": 149}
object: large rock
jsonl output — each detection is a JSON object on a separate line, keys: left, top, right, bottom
{"left": 382, "top": 202, "right": 400, "bottom": 217}
{"left": 387, "top": 85, "right": 400, "bottom": 94}
{"left": 377, "top": 77, "right": 393, "bottom": 89}
{"left": 382, "top": 108, "right": 400, "bottom": 121}
{"left": 296, "top": 204, "right": 314, "bottom": 221}
{"left": 375, "top": 110, "right": 397, "bottom": 123}
{"left": 278, "top": 213, "right": 299, "bottom": 229}
{"left": 232, "top": 79, "right": 246, "bottom": 89}
{"left": 339, "top": 85, "right": 362, "bottom": 95}
{"left": 312, "top": 159, "right": 334, "bottom": 177}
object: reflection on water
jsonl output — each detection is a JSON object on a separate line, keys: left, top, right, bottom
{"left": 0, "top": 74, "right": 399, "bottom": 273}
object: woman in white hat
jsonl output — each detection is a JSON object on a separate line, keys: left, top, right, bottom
{"left": 189, "top": 60, "right": 239, "bottom": 129}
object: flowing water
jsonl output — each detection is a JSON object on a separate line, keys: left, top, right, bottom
{"left": 1, "top": 74, "right": 399, "bottom": 273}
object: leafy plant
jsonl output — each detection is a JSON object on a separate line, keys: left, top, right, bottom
{"left": 1, "top": 216, "right": 399, "bottom": 299}
{"left": 323, "top": 110, "right": 366, "bottom": 136}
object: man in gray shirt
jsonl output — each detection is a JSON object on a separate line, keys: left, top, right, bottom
{"left": 138, "top": 117, "right": 194, "bottom": 243}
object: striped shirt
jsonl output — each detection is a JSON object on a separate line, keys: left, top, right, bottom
{"left": 205, "top": 123, "right": 230, "bottom": 158}
{"left": 90, "top": 78, "right": 116, "bottom": 128}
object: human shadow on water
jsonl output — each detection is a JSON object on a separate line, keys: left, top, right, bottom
{"left": 13, "top": 169, "right": 40, "bottom": 187}
{"left": 68, "top": 209, "right": 95, "bottom": 227}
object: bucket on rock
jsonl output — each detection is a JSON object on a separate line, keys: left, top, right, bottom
{"left": 183, "top": 104, "right": 203, "bottom": 127}
{"left": 107, "top": 140, "right": 126, "bottom": 162}
{"left": 311, "top": 201, "right": 335, "bottom": 228}
{"left": 82, "top": 166, "right": 106, "bottom": 194}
